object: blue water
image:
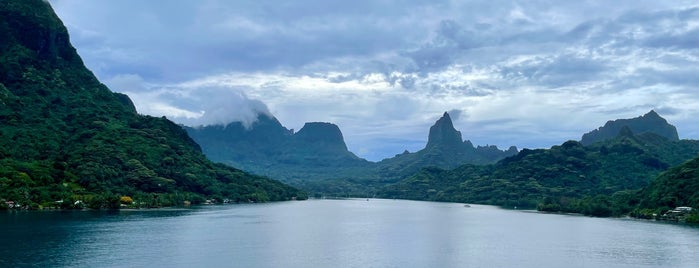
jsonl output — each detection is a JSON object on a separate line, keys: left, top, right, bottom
{"left": 2, "top": 199, "right": 698, "bottom": 267}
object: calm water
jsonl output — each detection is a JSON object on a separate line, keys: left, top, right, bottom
{"left": 1, "top": 199, "right": 698, "bottom": 267}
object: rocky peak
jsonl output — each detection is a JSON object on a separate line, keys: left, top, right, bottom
{"left": 506, "top": 146, "right": 519, "bottom": 154}
{"left": 426, "top": 112, "right": 463, "bottom": 149}
{"left": 186, "top": 113, "right": 290, "bottom": 144}
{"left": 643, "top": 110, "right": 661, "bottom": 119}
{"left": 463, "top": 140, "right": 475, "bottom": 149}
{"left": 580, "top": 110, "right": 679, "bottom": 145}
{"left": 293, "top": 122, "right": 348, "bottom": 151}
{"left": 248, "top": 113, "right": 292, "bottom": 135}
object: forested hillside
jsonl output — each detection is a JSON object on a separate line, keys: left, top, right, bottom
{"left": 380, "top": 127, "right": 699, "bottom": 216}
{"left": 635, "top": 156, "right": 699, "bottom": 219}
{"left": 0, "top": 0, "right": 304, "bottom": 209}
{"left": 186, "top": 111, "right": 516, "bottom": 196}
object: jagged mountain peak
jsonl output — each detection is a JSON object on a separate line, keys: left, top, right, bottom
{"left": 437, "top": 112, "right": 453, "bottom": 126}
{"left": 644, "top": 110, "right": 661, "bottom": 118}
{"left": 426, "top": 111, "right": 463, "bottom": 149}
{"left": 185, "top": 114, "right": 369, "bottom": 182}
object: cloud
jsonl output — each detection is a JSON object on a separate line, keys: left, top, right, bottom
{"left": 498, "top": 52, "right": 610, "bottom": 88}
{"left": 181, "top": 88, "right": 271, "bottom": 128}
{"left": 49, "top": 0, "right": 699, "bottom": 160}
{"left": 447, "top": 109, "right": 463, "bottom": 121}
{"left": 105, "top": 74, "right": 270, "bottom": 128}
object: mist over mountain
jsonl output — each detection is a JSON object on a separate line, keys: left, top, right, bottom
{"left": 184, "top": 115, "right": 373, "bottom": 189}
{"left": 185, "top": 111, "right": 517, "bottom": 195}
{"left": 0, "top": 0, "right": 303, "bottom": 209}
{"left": 184, "top": 114, "right": 291, "bottom": 165}
{"left": 3, "top": 0, "right": 697, "bottom": 227}
{"left": 186, "top": 115, "right": 367, "bottom": 167}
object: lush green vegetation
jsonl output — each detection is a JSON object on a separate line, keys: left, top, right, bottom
{"left": 4, "top": 0, "right": 694, "bottom": 222}
{"left": 376, "top": 112, "right": 517, "bottom": 179}
{"left": 379, "top": 130, "right": 699, "bottom": 217}
{"left": 187, "top": 112, "right": 517, "bottom": 197}
{"left": 0, "top": 0, "right": 305, "bottom": 210}
{"left": 630, "top": 156, "right": 699, "bottom": 220}
{"left": 187, "top": 101, "right": 699, "bottom": 219}
{"left": 186, "top": 117, "right": 378, "bottom": 195}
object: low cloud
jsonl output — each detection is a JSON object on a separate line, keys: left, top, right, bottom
{"left": 447, "top": 109, "right": 463, "bottom": 121}
{"left": 51, "top": 0, "right": 699, "bottom": 160}
{"left": 105, "top": 74, "right": 270, "bottom": 128}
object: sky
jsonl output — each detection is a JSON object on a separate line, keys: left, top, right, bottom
{"left": 49, "top": 0, "right": 699, "bottom": 161}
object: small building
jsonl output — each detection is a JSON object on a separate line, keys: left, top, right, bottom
{"left": 674, "top": 206, "right": 693, "bottom": 213}
{"left": 662, "top": 206, "right": 694, "bottom": 221}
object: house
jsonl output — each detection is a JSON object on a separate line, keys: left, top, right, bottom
{"left": 674, "top": 206, "right": 693, "bottom": 213}
{"left": 662, "top": 206, "right": 694, "bottom": 221}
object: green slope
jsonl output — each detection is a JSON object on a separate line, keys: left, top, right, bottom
{"left": 376, "top": 112, "right": 517, "bottom": 178}
{"left": 380, "top": 130, "right": 699, "bottom": 214}
{"left": 0, "top": 0, "right": 304, "bottom": 209}
{"left": 185, "top": 116, "right": 376, "bottom": 191}
{"left": 638, "top": 157, "right": 699, "bottom": 211}
{"left": 186, "top": 111, "right": 516, "bottom": 197}
{"left": 628, "top": 157, "right": 699, "bottom": 223}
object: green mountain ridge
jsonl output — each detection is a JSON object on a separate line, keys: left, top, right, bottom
{"left": 7, "top": 0, "right": 693, "bottom": 220}
{"left": 0, "top": 0, "right": 304, "bottom": 209}
{"left": 185, "top": 111, "right": 517, "bottom": 195}
{"left": 580, "top": 110, "right": 679, "bottom": 145}
{"left": 379, "top": 115, "right": 699, "bottom": 217}
{"left": 377, "top": 112, "right": 518, "bottom": 178}
{"left": 185, "top": 115, "right": 374, "bottom": 183}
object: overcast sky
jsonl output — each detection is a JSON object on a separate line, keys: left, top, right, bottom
{"left": 49, "top": 0, "right": 699, "bottom": 161}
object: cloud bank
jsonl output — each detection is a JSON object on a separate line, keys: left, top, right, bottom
{"left": 50, "top": 0, "right": 699, "bottom": 160}
{"left": 106, "top": 74, "right": 270, "bottom": 128}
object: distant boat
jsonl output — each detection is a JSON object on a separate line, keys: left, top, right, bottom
{"left": 463, "top": 204, "right": 471, "bottom": 208}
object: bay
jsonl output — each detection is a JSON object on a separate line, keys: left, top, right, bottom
{"left": 1, "top": 199, "right": 698, "bottom": 267}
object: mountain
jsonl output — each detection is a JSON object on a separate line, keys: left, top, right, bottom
{"left": 184, "top": 114, "right": 292, "bottom": 167}
{"left": 425, "top": 112, "right": 464, "bottom": 149}
{"left": 185, "top": 116, "right": 373, "bottom": 188}
{"left": 580, "top": 110, "right": 679, "bottom": 145}
{"left": 185, "top": 111, "right": 517, "bottom": 196}
{"left": 0, "top": 0, "right": 304, "bottom": 209}
{"left": 376, "top": 112, "right": 517, "bottom": 178}
{"left": 380, "top": 122, "right": 699, "bottom": 213}
{"left": 283, "top": 122, "right": 361, "bottom": 164}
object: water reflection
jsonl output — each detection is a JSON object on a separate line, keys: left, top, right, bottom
{"left": 2, "top": 200, "right": 699, "bottom": 268}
